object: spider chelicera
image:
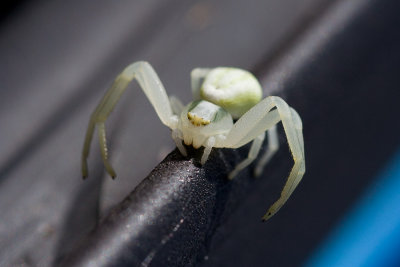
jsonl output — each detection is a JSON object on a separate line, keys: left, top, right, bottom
{"left": 82, "top": 61, "right": 305, "bottom": 220}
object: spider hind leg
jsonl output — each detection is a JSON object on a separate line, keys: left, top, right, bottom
{"left": 228, "top": 132, "right": 265, "bottom": 179}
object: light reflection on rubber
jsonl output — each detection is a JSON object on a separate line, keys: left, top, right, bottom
{"left": 305, "top": 149, "right": 400, "bottom": 267}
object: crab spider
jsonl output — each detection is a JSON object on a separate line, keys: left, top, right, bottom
{"left": 82, "top": 61, "right": 305, "bottom": 220}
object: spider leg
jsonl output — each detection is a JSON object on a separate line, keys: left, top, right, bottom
{"left": 82, "top": 61, "right": 177, "bottom": 178}
{"left": 169, "top": 95, "right": 185, "bottom": 115}
{"left": 190, "top": 68, "right": 211, "bottom": 100}
{"left": 172, "top": 128, "right": 187, "bottom": 157}
{"left": 254, "top": 125, "right": 279, "bottom": 177}
{"left": 201, "top": 136, "right": 216, "bottom": 165}
{"left": 228, "top": 132, "right": 265, "bottom": 179}
{"left": 97, "top": 122, "right": 116, "bottom": 178}
{"left": 288, "top": 107, "right": 305, "bottom": 196}
{"left": 219, "top": 96, "right": 305, "bottom": 220}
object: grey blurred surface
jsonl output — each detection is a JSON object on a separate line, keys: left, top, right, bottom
{"left": 0, "top": 0, "right": 323, "bottom": 266}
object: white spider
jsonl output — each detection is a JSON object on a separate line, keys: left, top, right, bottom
{"left": 82, "top": 61, "right": 305, "bottom": 220}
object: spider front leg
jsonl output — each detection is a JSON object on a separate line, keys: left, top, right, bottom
{"left": 82, "top": 61, "right": 177, "bottom": 178}
{"left": 219, "top": 96, "right": 305, "bottom": 220}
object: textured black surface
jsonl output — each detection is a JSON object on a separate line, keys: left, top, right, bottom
{"left": 59, "top": 148, "right": 251, "bottom": 266}
{"left": 1, "top": 0, "right": 400, "bottom": 266}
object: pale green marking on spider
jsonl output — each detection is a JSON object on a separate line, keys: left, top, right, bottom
{"left": 82, "top": 61, "right": 305, "bottom": 221}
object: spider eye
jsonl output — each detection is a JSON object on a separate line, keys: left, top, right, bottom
{"left": 187, "top": 112, "right": 210, "bottom": 126}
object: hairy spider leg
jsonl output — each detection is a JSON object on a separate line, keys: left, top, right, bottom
{"left": 82, "top": 61, "right": 177, "bottom": 178}
{"left": 217, "top": 96, "right": 305, "bottom": 221}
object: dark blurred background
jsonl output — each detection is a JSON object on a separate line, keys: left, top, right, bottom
{"left": 1, "top": 0, "right": 400, "bottom": 266}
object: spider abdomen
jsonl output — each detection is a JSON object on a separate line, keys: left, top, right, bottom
{"left": 199, "top": 67, "right": 262, "bottom": 119}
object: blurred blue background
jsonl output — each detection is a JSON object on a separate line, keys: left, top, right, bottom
{"left": 307, "top": 148, "right": 400, "bottom": 267}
